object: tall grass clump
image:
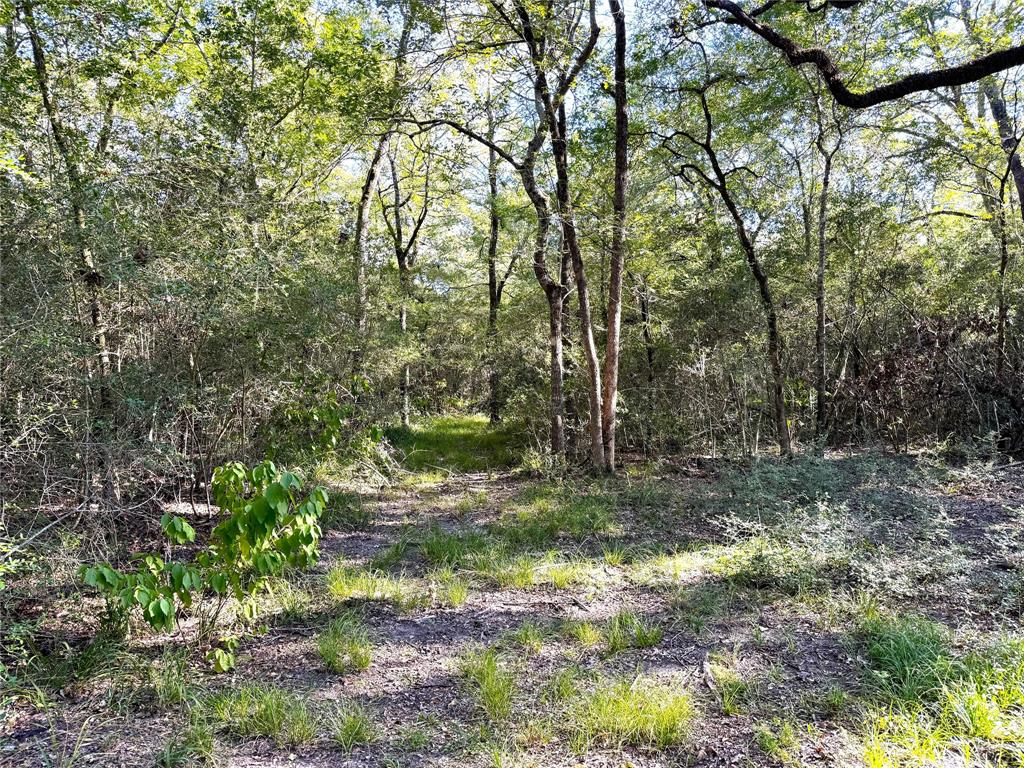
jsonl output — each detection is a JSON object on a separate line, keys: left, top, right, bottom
{"left": 569, "top": 676, "right": 694, "bottom": 751}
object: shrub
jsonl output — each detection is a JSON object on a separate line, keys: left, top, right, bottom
{"left": 82, "top": 460, "right": 327, "bottom": 647}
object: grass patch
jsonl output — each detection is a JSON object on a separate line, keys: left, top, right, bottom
{"left": 858, "top": 611, "right": 952, "bottom": 702}
{"left": 708, "top": 651, "right": 749, "bottom": 715}
{"left": 562, "top": 620, "right": 603, "bottom": 649}
{"left": 493, "top": 488, "right": 613, "bottom": 548}
{"left": 711, "top": 538, "right": 835, "bottom": 596}
{"left": 317, "top": 611, "right": 372, "bottom": 674}
{"left": 754, "top": 717, "right": 800, "bottom": 763}
{"left": 466, "top": 549, "right": 589, "bottom": 590}
{"left": 542, "top": 665, "right": 584, "bottom": 703}
{"left": 204, "top": 683, "right": 317, "bottom": 747}
{"left": 569, "top": 675, "right": 694, "bottom": 751}
{"left": 505, "top": 620, "right": 546, "bottom": 655}
{"left": 264, "top": 578, "right": 313, "bottom": 625}
{"left": 386, "top": 415, "right": 523, "bottom": 472}
{"left": 369, "top": 538, "right": 411, "bottom": 572}
{"left": 322, "top": 492, "right": 373, "bottom": 531}
{"left": 461, "top": 648, "right": 516, "bottom": 722}
{"left": 151, "top": 648, "right": 192, "bottom": 709}
{"left": 606, "top": 610, "right": 662, "bottom": 655}
{"left": 326, "top": 565, "right": 427, "bottom": 612}
{"left": 672, "top": 581, "right": 738, "bottom": 633}
{"left": 421, "top": 526, "right": 488, "bottom": 567}
{"left": 856, "top": 608, "right": 1024, "bottom": 764}
{"left": 329, "top": 701, "right": 376, "bottom": 752}
{"left": 428, "top": 565, "right": 470, "bottom": 607}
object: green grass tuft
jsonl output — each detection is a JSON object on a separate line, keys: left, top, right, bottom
{"left": 317, "top": 611, "right": 372, "bottom": 674}
{"left": 460, "top": 648, "right": 516, "bottom": 722}
{"left": 386, "top": 415, "right": 523, "bottom": 472}
{"left": 569, "top": 676, "right": 694, "bottom": 751}
{"left": 606, "top": 610, "right": 662, "bottom": 655}
{"left": 204, "top": 683, "right": 317, "bottom": 747}
{"left": 329, "top": 701, "right": 377, "bottom": 753}
{"left": 428, "top": 565, "right": 470, "bottom": 607}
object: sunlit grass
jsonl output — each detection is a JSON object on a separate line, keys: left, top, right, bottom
{"left": 428, "top": 565, "right": 470, "bottom": 607}
{"left": 317, "top": 611, "right": 372, "bottom": 674}
{"left": 326, "top": 565, "right": 427, "bottom": 612}
{"left": 856, "top": 608, "right": 1024, "bottom": 764}
{"left": 460, "top": 648, "right": 516, "bottom": 722}
{"left": 707, "top": 650, "right": 749, "bottom": 715}
{"left": 568, "top": 675, "right": 695, "bottom": 751}
{"left": 386, "top": 415, "right": 523, "bottom": 472}
{"left": 204, "top": 684, "right": 317, "bottom": 747}
{"left": 329, "top": 701, "right": 377, "bottom": 753}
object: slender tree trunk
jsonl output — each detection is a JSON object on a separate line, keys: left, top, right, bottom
{"left": 996, "top": 195, "right": 1010, "bottom": 376}
{"left": 519, "top": 159, "right": 566, "bottom": 456}
{"left": 814, "top": 148, "right": 834, "bottom": 437}
{"left": 548, "top": 289, "right": 566, "bottom": 456}
{"left": 601, "top": 0, "right": 628, "bottom": 472}
{"left": 710, "top": 178, "right": 791, "bottom": 455}
{"left": 486, "top": 139, "right": 502, "bottom": 422}
{"left": 560, "top": 236, "right": 579, "bottom": 451}
{"left": 350, "top": 136, "right": 385, "bottom": 377}
{"left": 981, "top": 88, "right": 1024, "bottom": 219}
{"left": 722, "top": 199, "right": 791, "bottom": 456}
{"left": 550, "top": 105, "right": 604, "bottom": 468}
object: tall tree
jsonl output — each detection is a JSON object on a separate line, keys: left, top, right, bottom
{"left": 601, "top": 0, "right": 629, "bottom": 471}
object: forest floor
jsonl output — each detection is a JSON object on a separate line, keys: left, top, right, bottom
{"left": 4, "top": 417, "right": 1024, "bottom": 767}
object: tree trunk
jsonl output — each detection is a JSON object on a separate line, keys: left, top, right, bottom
{"left": 996, "top": 195, "right": 1010, "bottom": 376}
{"left": 981, "top": 88, "right": 1024, "bottom": 220}
{"left": 350, "top": 136, "right": 386, "bottom": 377}
{"left": 519, "top": 159, "right": 566, "bottom": 456}
{"left": 814, "top": 147, "right": 834, "bottom": 437}
{"left": 550, "top": 104, "right": 604, "bottom": 468}
{"left": 601, "top": 0, "right": 628, "bottom": 473}
{"left": 548, "top": 288, "right": 566, "bottom": 456}
{"left": 486, "top": 139, "right": 502, "bottom": 423}
{"left": 711, "top": 180, "right": 791, "bottom": 456}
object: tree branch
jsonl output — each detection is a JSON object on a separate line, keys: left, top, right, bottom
{"left": 704, "top": 0, "right": 1024, "bottom": 109}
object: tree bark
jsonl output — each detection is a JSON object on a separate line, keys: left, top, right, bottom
{"left": 486, "top": 107, "right": 503, "bottom": 423}
{"left": 601, "top": 0, "right": 629, "bottom": 472}
{"left": 549, "top": 104, "right": 605, "bottom": 468}
{"left": 814, "top": 130, "right": 838, "bottom": 437}
{"left": 350, "top": 135, "right": 386, "bottom": 377}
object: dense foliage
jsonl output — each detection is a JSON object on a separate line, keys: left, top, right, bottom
{"left": 2, "top": 0, "right": 1022, "bottom": 504}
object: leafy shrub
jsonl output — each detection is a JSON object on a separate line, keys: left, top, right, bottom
{"left": 82, "top": 460, "right": 327, "bottom": 646}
